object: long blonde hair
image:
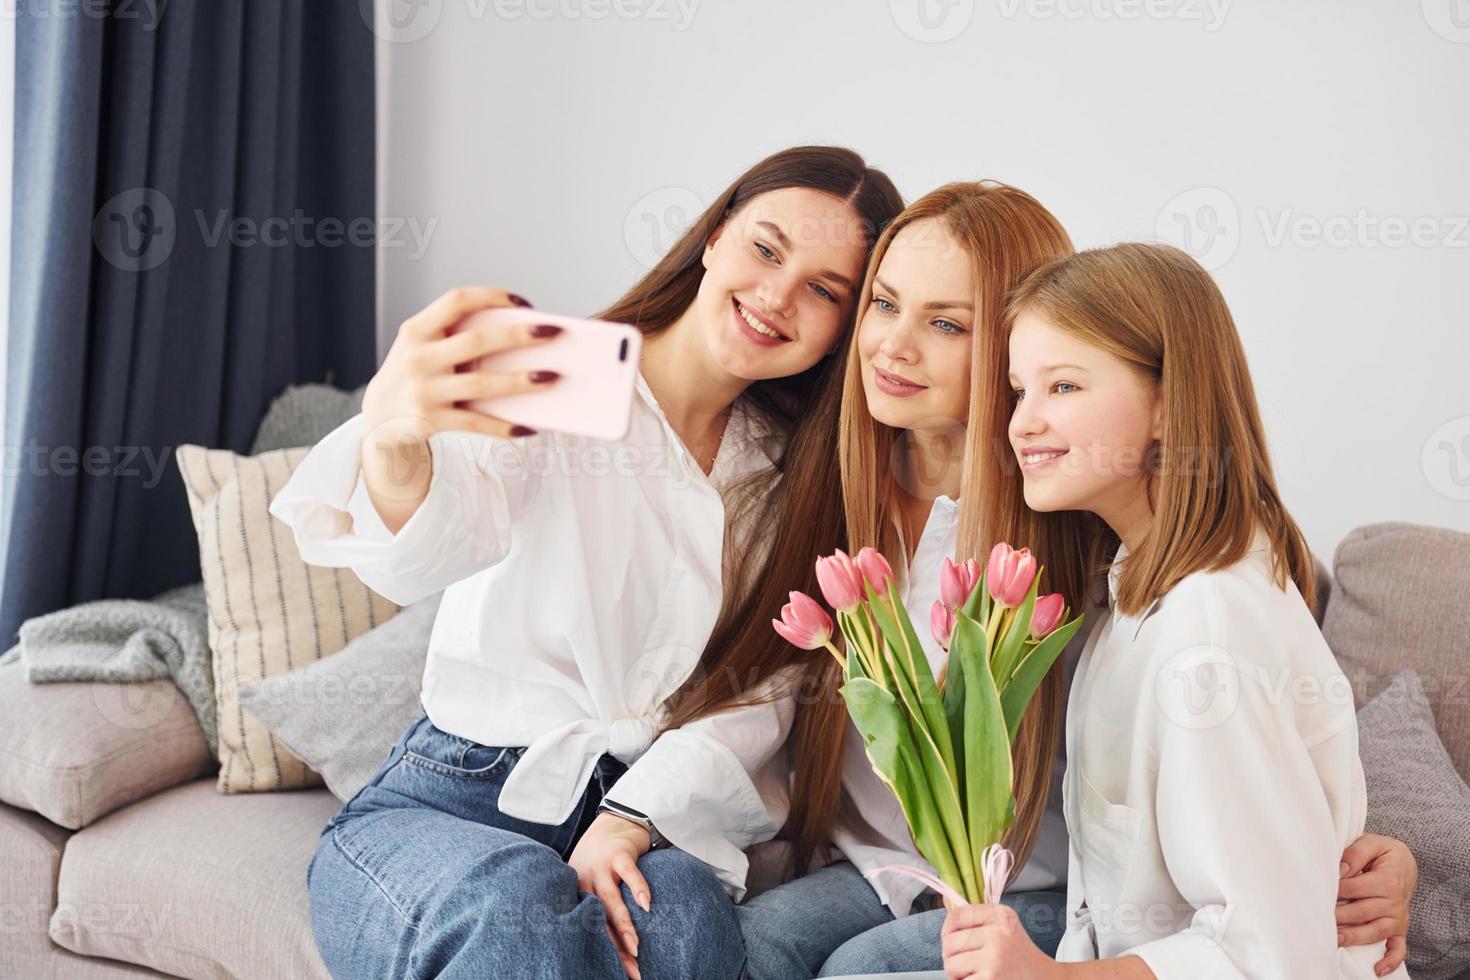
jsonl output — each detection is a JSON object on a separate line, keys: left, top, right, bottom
{"left": 981, "top": 242, "right": 1315, "bottom": 618}
{"left": 798, "top": 181, "right": 1080, "bottom": 876}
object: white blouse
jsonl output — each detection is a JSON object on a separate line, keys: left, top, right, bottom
{"left": 1056, "top": 536, "right": 1405, "bottom": 979}
{"left": 831, "top": 496, "right": 1078, "bottom": 918}
{"left": 268, "top": 375, "right": 798, "bottom": 900}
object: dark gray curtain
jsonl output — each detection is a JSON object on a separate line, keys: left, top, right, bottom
{"left": 2, "top": 1, "right": 377, "bottom": 644}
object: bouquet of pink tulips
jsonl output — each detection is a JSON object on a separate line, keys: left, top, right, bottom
{"left": 773, "top": 543, "right": 1083, "bottom": 906}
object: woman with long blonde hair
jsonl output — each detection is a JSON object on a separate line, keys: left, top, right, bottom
{"left": 737, "top": 192, "right": 1417, "bottom": 980}
{"left": 939, "top": 243, "right": 1408, "bottom": 979}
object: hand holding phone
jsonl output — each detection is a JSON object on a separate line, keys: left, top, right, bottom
{"left": 457, "top": 308, "right": 643, "bottom": 442}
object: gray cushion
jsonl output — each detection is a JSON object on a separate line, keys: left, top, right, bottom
{"left": 51, "top": 778, "right": 338, "bottom": 979}
{"left": 0, "top": 659, "right": 214, "bottom": 829}
{"left": 250, "top": 383, "right": 364, "bottom": 455}
{"left": 1311, "top": 555, "right": 1332, "bottom": 627}
{"left": 1324, "top": 522, "right": 1470, "bottom": 778}
{"left": 1358, "top": 670, "right": 1470, "bottom": 980}
{"left": 239, "top": 595, "right": 440, "bottom": 800}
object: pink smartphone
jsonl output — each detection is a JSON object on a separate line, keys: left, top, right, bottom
{"left": 455, "top": 307, "right": 643, "bottom": 441}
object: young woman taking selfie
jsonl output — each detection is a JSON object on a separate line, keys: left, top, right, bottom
{"left": 270, "top": 145, "right": 902, "bottom": 979}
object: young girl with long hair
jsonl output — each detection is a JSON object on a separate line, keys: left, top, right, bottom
{"left": 938, "top": 242, "right": 1410, "bottom": 979}
{"left": 736, "top": 188, "right": 1417, "bottom": 980}
{"left": 269, "top": 145, "right": 903, "bottom": 979}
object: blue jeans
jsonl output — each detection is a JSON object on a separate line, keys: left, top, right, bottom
{"left": 737, "top": 859, "right": 1066, "bottom": 979}
{"left": 307, "top": 711, "right": 746, "bottom": 979}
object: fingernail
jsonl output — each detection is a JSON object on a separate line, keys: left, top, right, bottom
{"left": 1340, "top": 861, "right": 1350, "bottom": 877}
{"left": 510, "top": 425, "right": 536, "bottom": 437}
{"left": 637, "top": 891, "right": 650, "bottom": 912}
{"left": 529, "top": 370, "right": 560, "bottom": 384}
{"left": 531, "top": 324, "right": 563, "bottom": 338}
{"left": 1338, "top": 932, "right": 1346, "bottom": 946}
{"left": 625, "top": 932, "right": 638, "bottom": 956}
{"left": 508, "top": 294, "right": 533, "bottom": 308}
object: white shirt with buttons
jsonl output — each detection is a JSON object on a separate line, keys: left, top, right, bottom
{"left": 1056, "top": 535, "right": 1404, "bottom": 978}
{"left": 268, "top": 375, "right": 797, "bottom": 900}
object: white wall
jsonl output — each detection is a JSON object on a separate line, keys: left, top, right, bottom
{"left": 372, "top": 0, "right": 1470, "bottom": 561}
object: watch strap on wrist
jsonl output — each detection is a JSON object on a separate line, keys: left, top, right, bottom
{"left": 597, "top": 799, "right": 666, "bottom": 848}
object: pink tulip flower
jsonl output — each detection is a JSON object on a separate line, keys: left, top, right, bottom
{"left": 1031, "top": 593, "right": 1066, "bottom": 638}
{"left": 772, "top": 591, "right": 834, "bottom": 651}
{"left": 815, "top": 550, "right": 865, "bottom": 612}
{"left": 855, "top": 547, "right": 896, "bottom": 594}
{"left": 930, "top": 600, "right": 956, "bottom": 650}
{"left": 939, "top": 557, "right": 982, "bottom": 610}
{"left": 986, "top": 542, "right": 1037, "bottom": 607}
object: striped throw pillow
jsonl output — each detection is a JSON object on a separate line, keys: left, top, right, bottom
{"left": 176, "top": 445, "right": 401, "bottom": 793}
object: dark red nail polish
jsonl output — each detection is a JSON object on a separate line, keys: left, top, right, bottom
{"left": 530, "top": 370, "right": 560, "bottom": 383}
{"left": 508, "top": 294, "right": 533, "bottom": 308}
{"left": 531, "top": 324, "right": 563, "bottom": 338}
{"left": 510, "top": 425, "right": 536, "bottom": 437}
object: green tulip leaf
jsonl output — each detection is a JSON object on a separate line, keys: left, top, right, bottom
{"left": 954, "top": 613, "right": 1013, "bottom": 877}
{"left": 999, "top": 614, "right": 1083, "bottom": 742}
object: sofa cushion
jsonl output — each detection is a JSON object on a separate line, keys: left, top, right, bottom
{"left": 241, "top": 594, "right": 439, "bottom": 801}
{"left": 0, "top": 800, "right": 71, "bottom": 975}
{"left": 0, "top": 659, "right": 214, "bottom": 829}
{"left": 51, "top": 778, "right": 337, "bottom": 979}
{"left": 1358, "top": 670, "right": 1470, "bottom": 980}
{"left": 176, "top": 445, "right": 402, "bottom": 794}
{"left": 0, "top": 802, "right": 161, "bottom": 978}
{"left": 1324, "top": 522, "right": 1470, "bottom": 778}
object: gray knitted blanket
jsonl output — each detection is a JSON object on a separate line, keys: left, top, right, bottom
{"left": 0, "top": 582, "right": 217, "bottom": 751}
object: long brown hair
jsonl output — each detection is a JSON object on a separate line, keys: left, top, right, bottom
{"left": 642, "top": 147, "right": 904, "bottom": 777}
{"left": 780, "top": 183, "right": 1079, "bottom": 881}
{"left": 978, "top": 242, "right": 1314, "bottom": 627}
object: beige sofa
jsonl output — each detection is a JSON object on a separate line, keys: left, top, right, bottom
{"left": 2, "top": 521, "right": 1467, "bottom": 979}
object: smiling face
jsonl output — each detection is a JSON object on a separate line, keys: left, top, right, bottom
{"left": 693, "top": 187, "right": 870, "bottom": 382}
{"left": 856, "top": 218, "right": 976, "bottom": 432}
{"left": 1006, "top": 309, "right": 1163, "bottom": 544}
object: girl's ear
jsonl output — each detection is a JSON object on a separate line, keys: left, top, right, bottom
{"left": 701, "top": 221, "right": 728, "bottom": 271}
{"left": 1149, "top": 382, "right": 1165, "bottom": 441}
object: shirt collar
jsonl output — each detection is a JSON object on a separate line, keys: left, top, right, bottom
{"left": 634, "top": 373, "right": 785, "bottom": 487}
{"left": 1107, "top": 527, "right": 1274, "bottom": 637}
{"left": 1107, "top": 540, "right": 1161, "bottom": 640}
{"left": 930, "top": 494, "right": 959, "bottom": 521}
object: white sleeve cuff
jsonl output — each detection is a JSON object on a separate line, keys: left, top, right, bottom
{"left": 1129, "top": 925, "right": 1242, "bottom": 979}
{"left": 268, "top": 414, "right": 515, "bottom": 605}
{"left": 602, "top": 730, "right": 778, "bottom": 902}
